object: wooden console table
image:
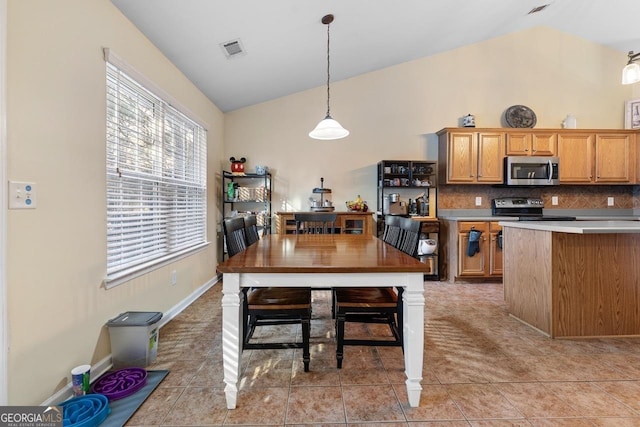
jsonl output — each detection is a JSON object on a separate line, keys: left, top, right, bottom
{"left": 275, "top": 211, "right": 374, "bottom": 235}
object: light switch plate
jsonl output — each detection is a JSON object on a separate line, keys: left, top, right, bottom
{"left": 8, "top": 181, "right": 37, "bottom": 209}
{"left": 552, "top": 196, "right": 558, "bottom": 206}
{"left": 607, "top": 197, "right": 614, "bottom": 206}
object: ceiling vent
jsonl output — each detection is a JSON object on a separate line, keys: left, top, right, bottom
{"left": 220, "top": 39, "right": 246, "bottom": 59}
{"left": 528, "top": 4, "right": 550, "bottom": 14}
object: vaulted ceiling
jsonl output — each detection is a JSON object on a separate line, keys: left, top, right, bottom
{"left": 111, "top": 0, "right": 640, "bottom": 112}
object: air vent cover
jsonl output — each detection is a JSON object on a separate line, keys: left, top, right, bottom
{"left": 220, "top": 39, "right": 246, "bottom": 58}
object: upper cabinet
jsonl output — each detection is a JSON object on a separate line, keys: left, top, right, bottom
{"left": 439, "top": 128, "right": 639, "bottom": 186}
{"left": 437, "top": 130, "right": 504, "bottom": 184}
{"left": 506, "top": 131, "right": 557, "bottom": 156}
{"left": 557, "top": 132, "right": 636, "bottom": 184}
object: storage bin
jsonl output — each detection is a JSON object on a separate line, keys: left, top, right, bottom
{"left": 106, "top": 311, "right": 162, "bottom": 368}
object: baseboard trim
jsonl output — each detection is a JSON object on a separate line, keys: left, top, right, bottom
{"left": 159, "top": 275, "right": 220, "bottom": 328}
{"left": 41, "top": 275, "right": 221, "bottom": 405}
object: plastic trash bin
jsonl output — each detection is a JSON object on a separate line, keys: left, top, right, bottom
{"left": 107, "top": 311, "right": 162, "bottom": 368}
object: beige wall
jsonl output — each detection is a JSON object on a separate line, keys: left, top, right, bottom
{"left": 225, "top": 27, "right": 634, "bottom": 213}
{"left": 6, "top": 0, "right": 223, "bottom": 404}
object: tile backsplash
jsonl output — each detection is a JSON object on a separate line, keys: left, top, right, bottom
{"left": 437, "top": 185, "right": 637, "bottom": 210}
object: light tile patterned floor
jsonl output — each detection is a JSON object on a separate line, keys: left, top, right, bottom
{"left": 127, "top": 281, "right": 640, "bottom": 426}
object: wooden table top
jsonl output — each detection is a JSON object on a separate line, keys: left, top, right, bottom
{"left": 217, "top": 234, "right": 429, "bottom": 274}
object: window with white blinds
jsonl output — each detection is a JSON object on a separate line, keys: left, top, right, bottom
{"left": 105, "top": 62, "right": 207, "bottom": 287}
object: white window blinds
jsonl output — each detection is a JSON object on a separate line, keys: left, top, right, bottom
{"left": 106, "top": 62, "right": 207, "bottom": 286}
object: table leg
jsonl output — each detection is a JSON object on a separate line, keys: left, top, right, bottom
{"left": 403, "top": 273, "right": 425, "bottom": 407}
{"left": 221, "top": 273, "right": 243, "bottom": 409}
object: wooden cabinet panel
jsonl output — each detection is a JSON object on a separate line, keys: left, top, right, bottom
{"left": 557, "top": 132, "right": 634, "bottom": 184}
{"left": 531, "top": 132, "right": 557, "bottom": 156}
{"left": 489, "top": 222, "right": 503, "bottom": 276}
{"left": 440, "top": 131, "right": 504, "bottom": 184}
{"left": 455, "top": 221, "right": 503, "bottom": 279}
{"left": 505, "top": 132, "right": 531, "bottom": 155}
{"left": 447, "top": 132, "right": 476, "bottom": 183}
{"left": 595, "top": 133, "right": 634, "bottom": 183}
{"left": 477, "top": 133, "right": 504, "bottom": 182}
{"left": 506, "top": 132, "right": 556, "bottom": 156}
{"left": 339, "top": 215, "right": 372, "bottom": 235}
{"left": 557, "top": 133, "right": 593, "bottom": 183}
{"left": 458, "top": 232, "right": 486, "bottom": 276}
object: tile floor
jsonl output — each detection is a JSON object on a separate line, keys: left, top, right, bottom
{"left": 128, "top": 281, "right": 640, "bottom": 426}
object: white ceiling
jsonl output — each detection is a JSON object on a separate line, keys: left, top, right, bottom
{"left": 111, "top": 0, "right": 640, "bottom": 113}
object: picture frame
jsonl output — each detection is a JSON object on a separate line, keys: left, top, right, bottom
{"left": 624, "top": 98, "right": 640, "bottom": 129}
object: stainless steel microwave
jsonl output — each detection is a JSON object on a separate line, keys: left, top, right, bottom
{"left": 504, "top": 156, "right": 559, "bottom": 186}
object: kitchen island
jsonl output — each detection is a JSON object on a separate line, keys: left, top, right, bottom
{"left": 500, "top": 220, "right": 640, "bottom": 338}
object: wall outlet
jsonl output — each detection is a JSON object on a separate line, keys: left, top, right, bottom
{"left": 475, "top": 196, "right": 482, "bottom": 206}
{"left": 551, "top": 196, "right": 558, "bottom": 206}
{"left": 171, "top": 270, "right": 177, "bottom": 286}
{"left": 607, "top": 197, "right": 614, "bottom": 207}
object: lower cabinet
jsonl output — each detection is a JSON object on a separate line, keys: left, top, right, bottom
{"left": 275, "top": 212, "right": 373, "bottom": 235}
{"left": 442, "top": 220, "right": 503, "bottom": 282}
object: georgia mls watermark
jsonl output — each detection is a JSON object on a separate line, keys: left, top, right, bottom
{"left": 0, "top": 406, "right": 63, "bottom": 427}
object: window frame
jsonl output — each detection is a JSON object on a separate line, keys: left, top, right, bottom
{"left": 104, "top": 49, "right": 208, "bottom": 288}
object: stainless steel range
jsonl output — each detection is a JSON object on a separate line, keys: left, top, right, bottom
{"left": 491, "top": 197, "right": 576, "bottom": 221}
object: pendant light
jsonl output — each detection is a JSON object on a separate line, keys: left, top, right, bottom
{"left": 309, "top": 14, "right": 349, "bottom": 140}
{"left": 622, "top": 51, "right": 640, "bottom": 85}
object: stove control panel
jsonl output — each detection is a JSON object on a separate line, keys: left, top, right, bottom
{"left": 492, "top": 197, "right": 544, "bottom": 208}
{"left": 491, "top": 197, "right": 544, "bottom": 216}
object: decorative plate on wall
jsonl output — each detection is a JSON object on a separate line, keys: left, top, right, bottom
{"left": 505, "top": 105, "right": 537, "bottom": 128}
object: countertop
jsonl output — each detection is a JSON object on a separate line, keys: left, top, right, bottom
{"left": 438, "top": 209, "right": 640, "bottom": 222}
{"left": 499, "top": 220, "right": 640, "bottom": 234}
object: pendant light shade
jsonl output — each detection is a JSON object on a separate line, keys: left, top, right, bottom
{"left": 622, "top": 51, "right": 640, "bottom": 85}
{"left": 309, "top": 115, "right": 349, "bottom": 140}
{"left": 309, "top": 14, "right": 349, "bottom": 140}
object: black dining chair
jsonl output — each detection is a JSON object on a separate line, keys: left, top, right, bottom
{"left": 294, "top": 212, "right": 337, "bottom": 234}
{"left": 333, "top": 215, "right": 421, "bottom": 368}
{"left": 222, "top": 216, "right": 248, "bottom": 257}
{"left": 244, "top": 214, "right": 261, "bottom": 246}
{"left": 222, "top": 216, "right": 312, "bottom": 371}
{"left": 382, "top": 214, "right": 403, "bottom": 246}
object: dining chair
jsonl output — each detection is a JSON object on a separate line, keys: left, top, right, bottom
{"left": 294, "top": 212, "right": 337, "bottom": 234}
{"left": 222, "top": 216, "right": 248, "bottom": 257}
{"left": 381, "top": 214, "right": 402, "bottom": 246}
{"left": 222, "top": 216, "right": 312, "bottom": 371}
{"left": 244, "top": 214, "right": 261, "bottom": 246}
{"left": 333, "top": 215, "right": 421, "bottom": 368}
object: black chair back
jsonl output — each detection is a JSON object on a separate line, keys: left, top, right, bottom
{"left": 244, "top": 215, "right": 260, "bottom": 246}
{"left": 294, "top": 212, "right": 337, "bottom": 234}
{"left": 382, "top": 215, "right": 402, "bottom": 246}
{"left": 223, "top": 216, "right": 247, "bottom": 257}
{"left": 396, "top": 216, "right": 421, "bottom": 257}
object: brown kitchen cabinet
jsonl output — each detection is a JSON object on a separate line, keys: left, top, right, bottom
{"left": 506, "top": 131, "right": 557, "bottom": 156}
{"left": 438, "top": 128, "right": 640, "bottom": 186}
{"left": 450, "top": 221, "right": 502, "bottom": 281}
{"left": 437, "top": 130, "right": 504, "bottom": 184}
{"left": 558, "top": 132, "right": 636, "bottom": 184}
{"left": 275, "top": 211, "right": 373, "bottom": 235}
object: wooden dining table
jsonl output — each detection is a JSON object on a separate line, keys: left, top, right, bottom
{"left": 216, "top": 233, "right": 428, "bottom": 409}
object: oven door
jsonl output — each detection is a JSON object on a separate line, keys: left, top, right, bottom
{"left": 505, "top": 156, "right": 559, "bottom": 186}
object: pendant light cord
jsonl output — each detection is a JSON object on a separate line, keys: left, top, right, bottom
{"left": 325, "top": 21, "right": 331, "bottom": 118}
